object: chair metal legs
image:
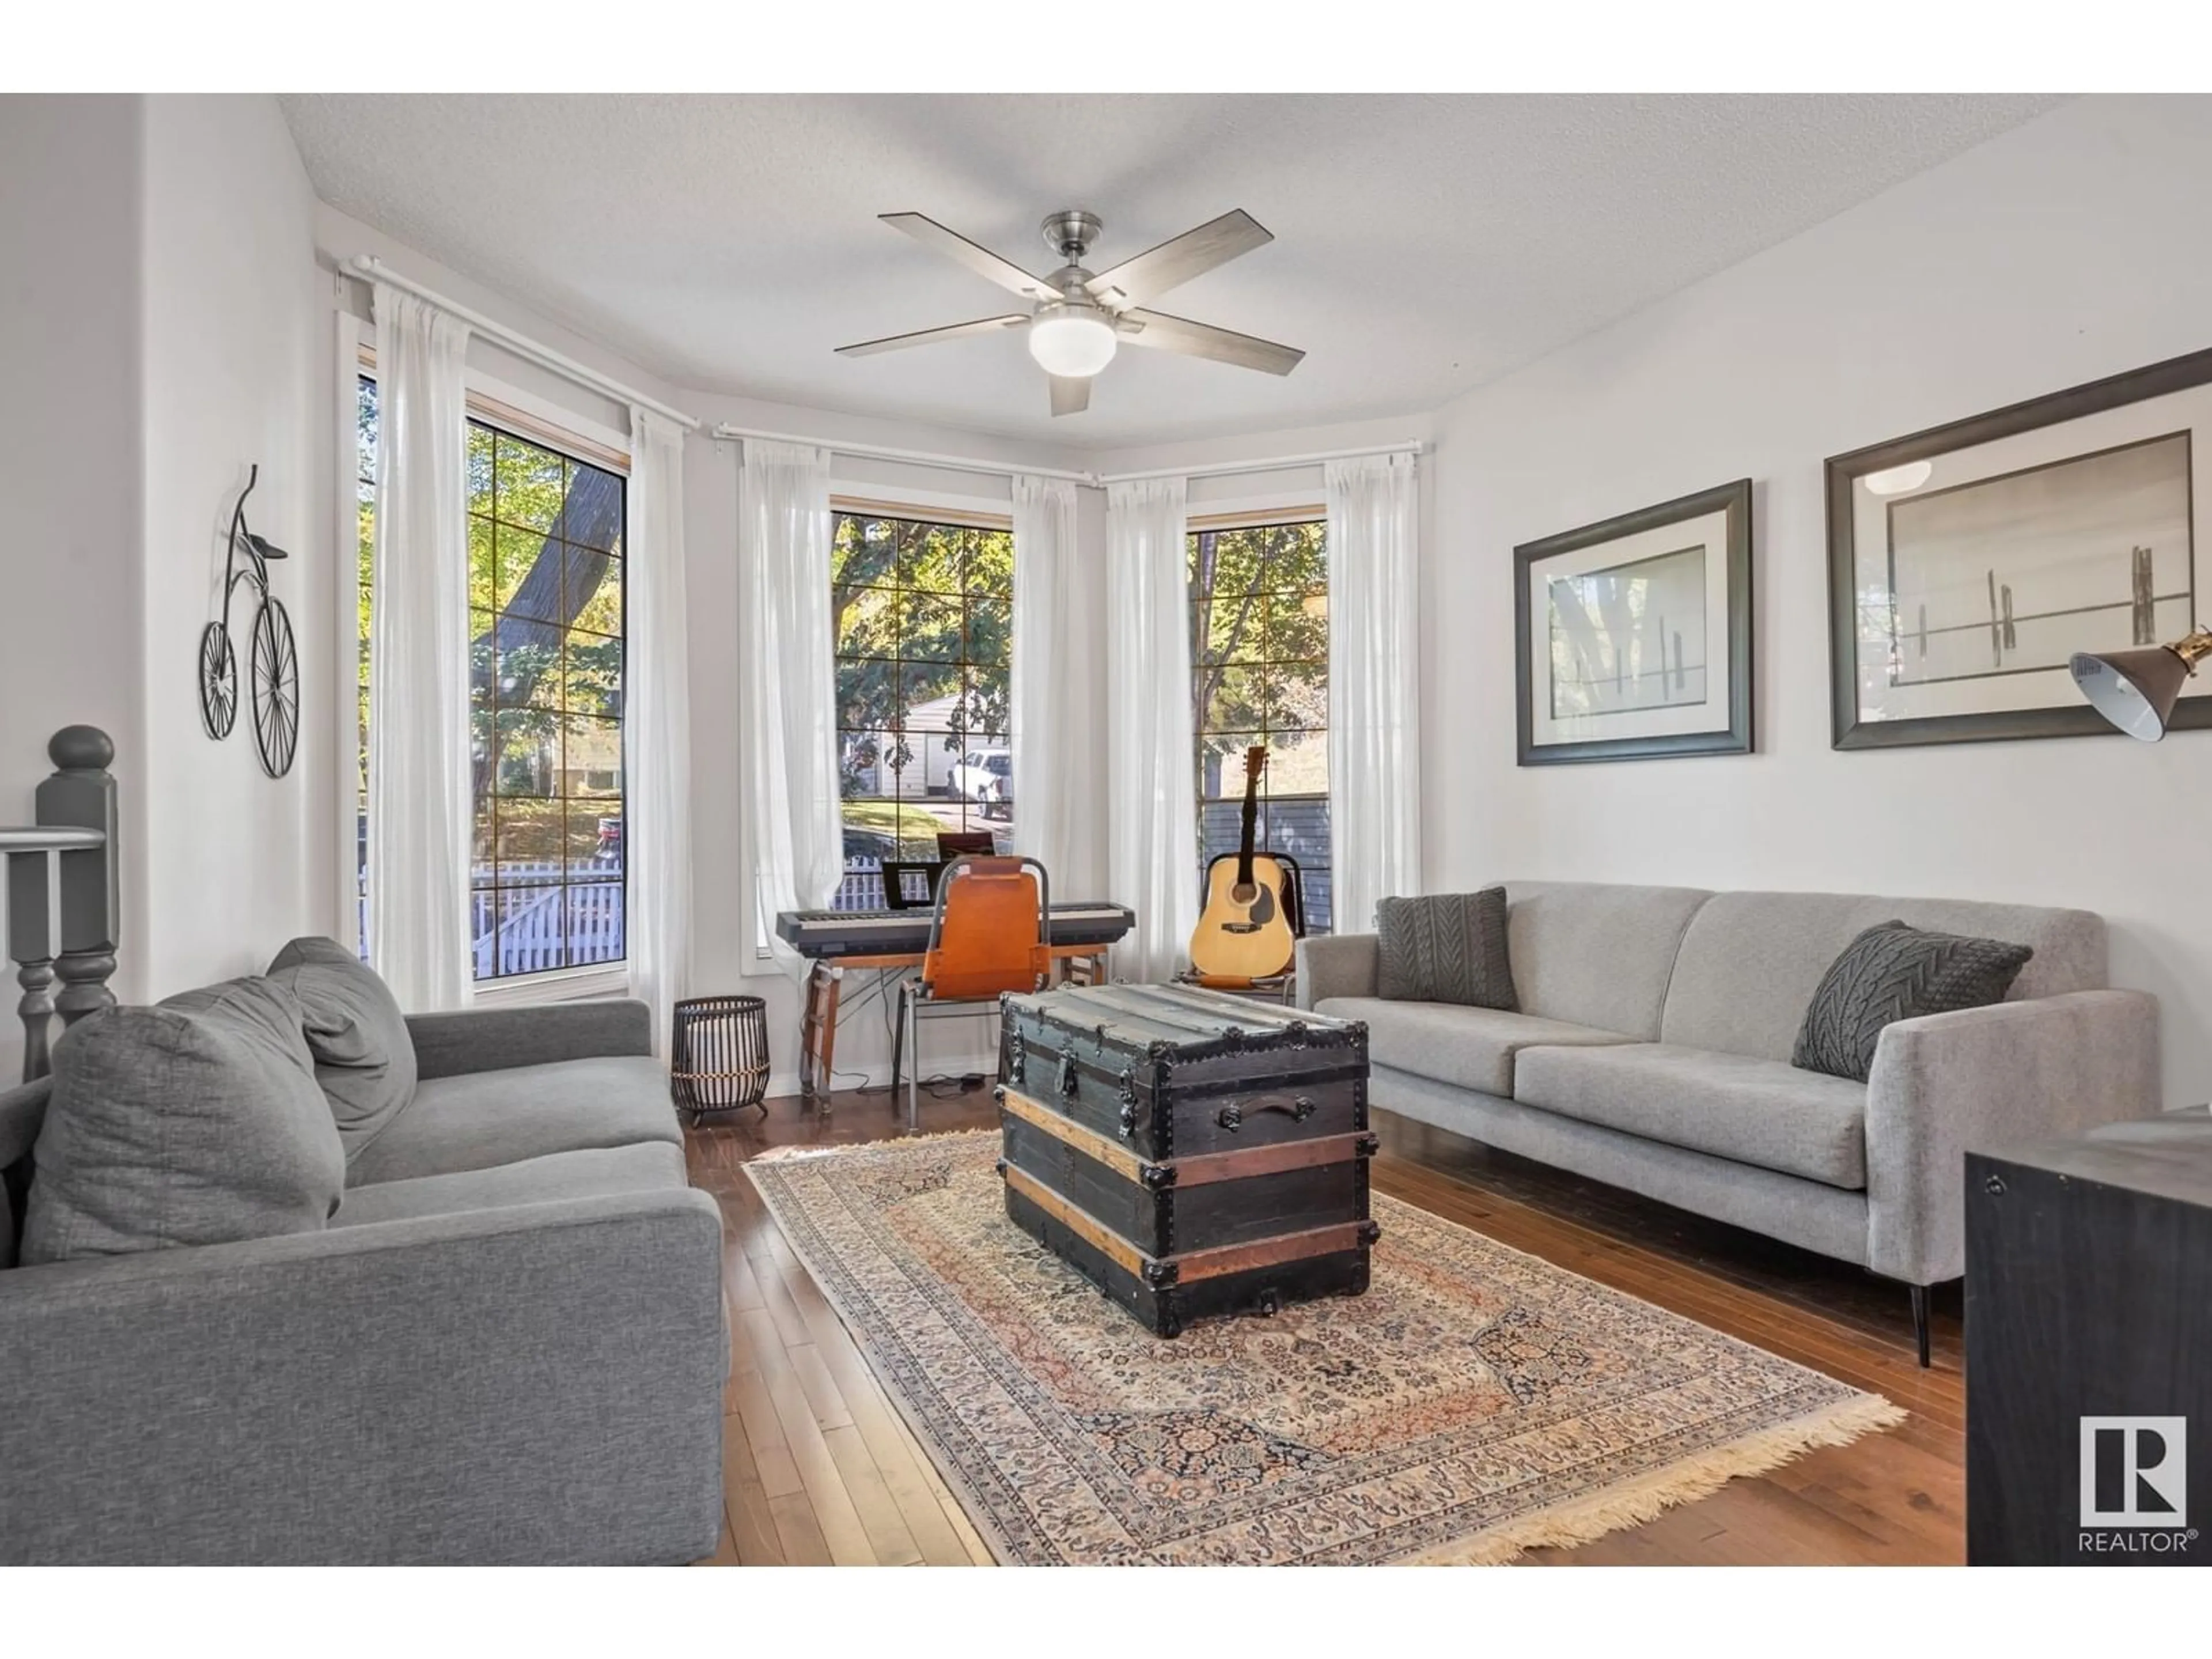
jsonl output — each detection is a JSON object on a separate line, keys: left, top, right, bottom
{"left": 891, "top": 979, "right": 926, "bottom": 1129}
{"left": 893, "top": 983, "right": 998, "bottom": 1132}
{"left": 891, "top": 978, "right": 908, "bottom": 1109}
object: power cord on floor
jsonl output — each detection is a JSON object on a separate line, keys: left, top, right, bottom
{"left": 847, "top": 968, "right": 992, "bottom": 1099}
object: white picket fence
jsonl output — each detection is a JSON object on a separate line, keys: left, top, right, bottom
{"left": 837, "top": 857, "right": 888, "bottom": 911}
{"left": 471, "top": 858, "right": 624, "bottom": 978}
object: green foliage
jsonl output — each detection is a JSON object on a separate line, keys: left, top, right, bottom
{"left": 833, "top": 514, "right": 1012, "bottom": 796}
{"left": 470, "top": 425, "right": 567, "bottom": 531}
{"left": 1188, "top": 522, "right": 1330, "bottom": 782}
{"left": 357, "top": 387, "right": 629, "bottom": 910}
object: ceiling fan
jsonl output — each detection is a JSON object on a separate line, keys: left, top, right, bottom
{"left": 836, "top": 208, "right": 1305, "bottom": 416}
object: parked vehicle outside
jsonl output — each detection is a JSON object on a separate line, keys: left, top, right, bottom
{"left": 949, "top": 748, "right": 1012, "bottom": 818}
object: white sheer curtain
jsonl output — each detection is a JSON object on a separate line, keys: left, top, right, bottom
{"left": 1009, "top": 475, "right": 1100, "bottom": 897}
{"left": 626, "top": 408, "right": 692, "bottom": 1056}
{"left": 1105, "top": 476, "right": 1198, "bottom": 983}
{"left": 740, "top": 440, "right": 843, "bottom": 978}
{"left": 1326, "top": 451, "right": 1422, "bottom": 934}
{"left": 368, "top": 284, "right": 472, "bottom": 1012}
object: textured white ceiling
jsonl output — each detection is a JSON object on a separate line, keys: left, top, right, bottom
{"left": 280, "top": 94, "right": 2064, "bottom": 449}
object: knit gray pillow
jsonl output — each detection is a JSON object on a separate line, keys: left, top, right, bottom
{"left": 1792, "top": 921, "right": 2033, "bottom": 1083}
{"left": 1376, "top": 888, "right": 1517, "bottom": 1010}
{"left": 267, "top": 935, "right": 417, "bottom": 1162}
{"left": 22, "top": 977, "right": 344, "bottom": 1263}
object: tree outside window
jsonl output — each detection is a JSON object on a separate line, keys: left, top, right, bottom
{"left": 356, "top": 377, "right": 628, "bottom": 980}
{"left": 832, "top": 510, "right": 1013, "bottom": 910}
{"left": 1189, "top": 520, "right": 1333, "bottom": 934}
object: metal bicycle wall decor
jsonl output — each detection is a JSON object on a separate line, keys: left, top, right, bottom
{"left": 198, "top": 464, "right": 300, "bottom": 778}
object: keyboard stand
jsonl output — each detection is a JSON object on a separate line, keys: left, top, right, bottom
{"left": 796, "top": 946, "right": 1113, "bottom": 1110}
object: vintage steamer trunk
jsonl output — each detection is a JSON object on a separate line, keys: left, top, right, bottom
{"left": 995, "top": 982, "right": 1376, "bottom": 1337}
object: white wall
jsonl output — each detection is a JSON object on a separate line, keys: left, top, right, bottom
{"left": 1424, "top": 95, "right": 2212, "bottom": 1105}
{"left": 136, "top": 95, "right": 327, "bottom": 996}
{"left": 0, "top": 94, "right": 331, "bottom": 1012}
{"left": 0, "top": 97, "right": 147, "bottom": 1007}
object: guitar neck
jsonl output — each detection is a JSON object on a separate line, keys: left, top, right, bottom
{"left": 1236, "top": 768, "right": 1259, "bottom": 885}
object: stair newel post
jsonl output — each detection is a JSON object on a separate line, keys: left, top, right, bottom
{"left": 39, "top": 726, "right": 118, "bottom": 1028}
{"left": 7, "top": 844, "right": 55, "bottom": 1082}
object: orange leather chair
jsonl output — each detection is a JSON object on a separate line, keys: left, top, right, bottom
{"left": 892, "top": 854, "right": 1052, "bottom": 1126}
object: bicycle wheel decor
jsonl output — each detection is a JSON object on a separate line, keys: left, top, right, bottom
{"left": 251, "top": 597, "right": 300, "bottom": 779}
{"left": 201, "top": 464, "right": 298, "bottom": 779}
{"left": 198, "top": 621, "right": 238, "bottom": 740}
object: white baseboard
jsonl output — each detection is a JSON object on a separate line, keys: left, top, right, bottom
{"left": 762, "top": 1047, "right": 1001, "bottom": 1101}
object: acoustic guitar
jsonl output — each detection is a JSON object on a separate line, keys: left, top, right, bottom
{"left": 1188, "top": 745, "right": 1297, "bottom": 982}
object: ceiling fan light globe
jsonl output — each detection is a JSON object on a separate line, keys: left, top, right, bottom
{"left": 1028, "top": 307, "right": 1118, "bottom": 378}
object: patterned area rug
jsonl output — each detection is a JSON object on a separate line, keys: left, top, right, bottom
{"left": 745, "top": 1131, "right": 1903, "bottom": 1565}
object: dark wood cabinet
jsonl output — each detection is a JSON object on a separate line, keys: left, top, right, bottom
{"left": 1965, "top": 1115, "right": 2212, "bottom": 1566}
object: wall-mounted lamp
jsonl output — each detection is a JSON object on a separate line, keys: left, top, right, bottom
{"left": 2070, "top": 629, "right": 2212, "bottom": 740}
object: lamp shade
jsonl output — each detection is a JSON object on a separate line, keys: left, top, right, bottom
{"left": 2069, "top": 645, "right": 2193, "bottom": 741}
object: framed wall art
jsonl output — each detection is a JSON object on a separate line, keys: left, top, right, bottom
{"left": 1514, "top": 478, "right": 1753, "bottom": 766}
{"left": 1827, "top": 346, "right": 2212, "bottom": 749}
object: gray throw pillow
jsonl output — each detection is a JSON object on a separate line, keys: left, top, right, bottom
{"left": 1376, "top": 888, "right": 1517, "bottom": 1010}
{"left": 1792, "top": 921, "right": 2034, "bottom": 1083}
{"left": 267, "top": 935, "right": 417, "bottom": 1161}
{"left": 21, "top": 977, "right": 344, "bottom": 1263}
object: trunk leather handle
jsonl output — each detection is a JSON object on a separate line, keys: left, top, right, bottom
{"left": 1215, "top": 1094, "right": 1315, "bottom": 1132}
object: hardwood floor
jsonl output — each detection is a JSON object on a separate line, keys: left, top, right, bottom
{"left": 683, "top": 1084, "right": 1965, "bottom": 1566}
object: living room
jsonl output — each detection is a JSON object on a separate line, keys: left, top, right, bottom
{"left": 5, "top": 37, "right": 2207, "bottom": 1630}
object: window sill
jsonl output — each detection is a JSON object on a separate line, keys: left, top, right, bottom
{"left": 470, "top": 963, "right": 632, "bottom": 1007}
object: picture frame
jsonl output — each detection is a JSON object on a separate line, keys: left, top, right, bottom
{"left": 1826, "top": 346, "right": 2212, "bottom": 750}
{"left": 1514, "top": 479, "right": 1754, "bottom": 766}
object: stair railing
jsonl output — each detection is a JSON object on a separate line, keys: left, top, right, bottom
{"left": 3, "top": 727, "right": 118, "bottom": 1082}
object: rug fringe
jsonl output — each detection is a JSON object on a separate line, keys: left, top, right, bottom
{"left": 1404, "top": 1392, "right": 1910, "bottom": 1565}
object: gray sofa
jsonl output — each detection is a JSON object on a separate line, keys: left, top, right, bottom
{"left": 0, "top": 995, "right": 726, "bottom": 1565}
{"left": 1300, "top": 881, "right": 2161, "bottom": 1355}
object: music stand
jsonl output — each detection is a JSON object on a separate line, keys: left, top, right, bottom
{"left": 935, "top": 830, "right": 996, "bottom": 859}
{"left": 878, "top": 860, "right": 944, "bottom": 911}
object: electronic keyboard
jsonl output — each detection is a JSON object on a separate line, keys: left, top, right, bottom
{"left": 774, "top": 901, "right": 1135, "bottom": 961}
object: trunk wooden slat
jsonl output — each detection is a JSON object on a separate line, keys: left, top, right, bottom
{"left": 994, "top": 983, "right": 1376, "bottom": 1337}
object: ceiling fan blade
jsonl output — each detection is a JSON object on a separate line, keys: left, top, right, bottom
{"left": 835, "top": 314, "right": 1028, "bottom": 358}
{"left": 1118, "top": 309, "right": 1305, "bottom": 376}
{"left": 880, "top": 213, "right": 1058, "bottom": 301}
{"left": 1084, "top": 210, "right": 1273, "bottom": 309}
{"left": 1048, "top": 375, "right": 1092, "bottom": 418}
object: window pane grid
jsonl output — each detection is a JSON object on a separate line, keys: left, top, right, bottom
{"left": 1188, "top": 520, "right": 1333, "bottom": 935}
{"left": 470, "top": 425, "right": 627, "bottom": 980}
{"left": 359, "top": 384, "right": 627, "bottom": 981}
{"left": 833, "top": 510, "right": 1013, "bottom": 912}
